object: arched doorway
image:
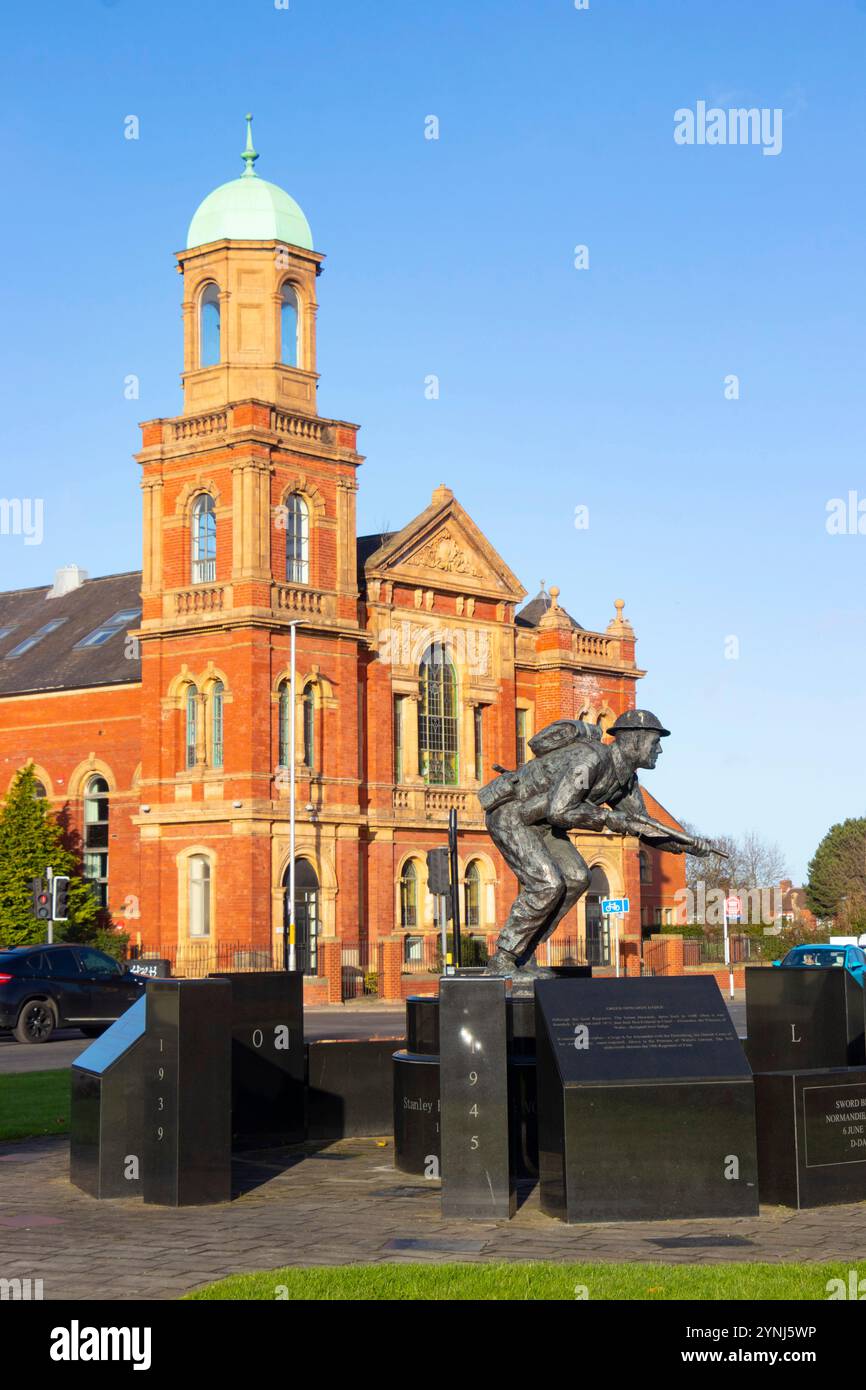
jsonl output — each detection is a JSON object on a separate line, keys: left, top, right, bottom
{"left": 585, "top": 865, "right": 610, "bottom": 967}
{"left": 283, "top": 859, "right": 319, "bottom": 975}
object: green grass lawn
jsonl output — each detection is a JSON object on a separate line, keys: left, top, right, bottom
{"left": 186, "top": 1261, "right": 855, "bottom": 1301}
{"left": 0, "top": 1069, "right": 70, "bottom": 1141}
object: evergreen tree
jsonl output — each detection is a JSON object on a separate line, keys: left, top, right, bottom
{"left": 0, "top": 764, "right": 100, "bottom": 947}
{"left": 805, "top": 818, "right": 866, "bottom": 920}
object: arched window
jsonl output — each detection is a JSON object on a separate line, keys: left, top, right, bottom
{"left": 188, "top": 855, "right": 211, "bottom": 937}
{"left": 83, "top": 775, "right": 110, "bottom": 909}
{"left": 419, "top": 643, "right": 458, "bottom": 785}
{"left": 186, "top": 685, "right": 198, "bottom": 769}
{"left": 639, "top": 850, "right": 652, "bottom": 884}
{"left": 199, "top": 283, "right": 221, "bottom": 367}
{"left": 278, "top": 679, "right": 291, "bottom": 767}
{"left": 285, "top": 494, "right": 309, "bottom": 584}
{"left": 400, "top": 861, "right": 418, "bottom": 928}
{"left": 191, "top": 494, "right": 216, "bottom": 584}
{"left": 281, "top": 283, "right": 299, "bottom": 367}
{"left": 32, "top": 779, "right": 46, "bottom": 799}
{"left": 465, "top": 860, "right": 481, "bottom": 927}
{"left": 302, "top": 682, "right": 315, "bottom": 769}
{"left": 211, "top": 682, "right": 224, "bottom": 769}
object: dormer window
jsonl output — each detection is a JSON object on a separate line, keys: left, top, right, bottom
{"left": 191, "top": 495, "right": 216, "bottom": 584}
{"left": 281, "top": 284, "right": 299, "bottom": 368}
{"left": 199, "top": 283, "right": 221, "bottom": 367}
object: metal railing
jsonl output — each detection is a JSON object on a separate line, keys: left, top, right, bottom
{"left": 340, "top": 941, "right": 382, "bottom": 1000}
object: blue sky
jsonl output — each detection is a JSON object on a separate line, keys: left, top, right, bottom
{"left": 1, "top": 0, "right": 864, "bottom": 879}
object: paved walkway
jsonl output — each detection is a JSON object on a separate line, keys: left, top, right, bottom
{"left": 2, "top": 1134, "right": 865, "bottom": 1300}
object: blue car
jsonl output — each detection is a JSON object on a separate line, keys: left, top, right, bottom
{"left": 772, "top": 943, "right": 866, "bottom": 986}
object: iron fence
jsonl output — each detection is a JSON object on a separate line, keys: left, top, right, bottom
{"left": 127, "top": 940, "right": 282, "bottom": 978}
{"left": 340, "top": 941, "right": 382, "bottom": 1000}
{"left": 681, "top": 933, "right": 775, "bottom": 968}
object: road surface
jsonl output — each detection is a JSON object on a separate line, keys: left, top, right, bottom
{"left": 0, "top": 996, "right": 746, "bottom": 1076}
{"left": 0, "top": 1003, "right": 408, "bottom": 1075}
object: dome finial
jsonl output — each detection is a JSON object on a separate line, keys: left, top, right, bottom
{"left": 241, "top": 113, "right": 259, "bottom": 178}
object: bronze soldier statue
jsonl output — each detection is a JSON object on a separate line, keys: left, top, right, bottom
{"left": 479, "top": 710, "right": 714, "bottom": 979}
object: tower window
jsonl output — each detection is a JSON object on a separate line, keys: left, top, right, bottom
{"left": 278, "top": 679, "right": 291, "bottom": 767}
{"left": 191, "top": 494, "right": 216, "bottom": 584}
{"left": 211, "top": 682, "right": 224, "bottom": 769}
{"left": 281, "top": 284, "right": 299, "bottom": 368}
{"left": 302, "top": 682, "right": 315, "bottom": 769}
{"left": 419, "top": 643, "right": 458, "bottom": 786}
{"left": 286, "top": 494, "right": 309, "bottom": 584}
{"left": 186, "top": 684, "right": 198, "bottom": 769}
{"left": 199, "top": 283, "right": 221, "bottom": 367}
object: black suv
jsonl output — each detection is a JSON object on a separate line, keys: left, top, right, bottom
{"left": 0, "top": 944, "right": 145, "bottom": 1044}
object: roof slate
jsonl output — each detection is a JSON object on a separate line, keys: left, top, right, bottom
{"left": 0, "top": 572, "right": 142, "bottom": 697}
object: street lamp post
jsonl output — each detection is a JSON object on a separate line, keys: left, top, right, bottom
{"left": 286, "top": 620, "right": 299, "bottom": 973}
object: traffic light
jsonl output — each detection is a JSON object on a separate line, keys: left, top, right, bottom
{"left": 52, "top": 875, "right": 70, "bottom": 922}
{"left": 31, "top": 878, "right": 51, "bottom": 921}
{"left": 426, "top": 846, "right": 451, "bottom": 896}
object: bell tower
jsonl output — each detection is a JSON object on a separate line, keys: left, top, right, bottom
{"left": 133, "top": 117, "right": 365, "bottom": 960}
{"left": 178, "top": 116, "right": 322, "bottom": 418}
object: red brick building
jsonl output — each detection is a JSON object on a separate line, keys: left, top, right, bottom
{"left": 0, "top": 132, "right": 686, "bottom": 992}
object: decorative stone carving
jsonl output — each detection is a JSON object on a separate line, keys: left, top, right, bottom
{"left": 414, "top": 529, "right": 481, "bottom": 578}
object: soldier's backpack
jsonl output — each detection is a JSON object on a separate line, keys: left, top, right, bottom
{"left": 477, "top": 719, "right": 601, "bottom": 812}
{"left": 527, "top": 718, "right": 602, "bottom": 757}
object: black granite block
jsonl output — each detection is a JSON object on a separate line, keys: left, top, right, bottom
{"left": 535, "top": 976, "right": 759, "bottom": 1222}
{"left": 745, "top": 967, "right": 866, "bottom": 1071}
{"left": 70, "top": 997, "right": 146, "bottom": 1199}
{"left": 306, "top": 1039, "right": 399, "bottom": 1139}
{"left": 439, "top": 977, "right": 515, "bottom": 1219}
{"left": 754, "top": 1068, "right": 866, "bottom": 1208}
{"left": 393, "top": 1051, "right": 441, "bottom": 1177}
{"left": 210, "top": 971, "right": 304, "bottom": 1148}
{"left": 142, "top": 979, "right": 232, "bottom": 1207}
{"left": 406, "top": 996, "right": 440, "bottom": 1056}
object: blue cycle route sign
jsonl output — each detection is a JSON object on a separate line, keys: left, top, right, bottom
{"left": 600, "top": 897, "right": 629, "bottom": 916}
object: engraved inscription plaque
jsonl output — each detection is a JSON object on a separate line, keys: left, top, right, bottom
{"left": 536, "top": 976, "right": 759, "bottom": 1222}
{"left": 754, "top": 1068, "right": 866, "bottom": 1208}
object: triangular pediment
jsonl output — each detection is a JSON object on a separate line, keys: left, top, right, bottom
{"left": 363, "top": 488, "right": 526, "bottom": 602}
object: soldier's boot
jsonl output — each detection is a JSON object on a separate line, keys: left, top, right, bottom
{"left": 515, "top": 958, "right": 555, "bottom": 979}
{"left": 484, "top": 948, "right": 521, "bottom": 978}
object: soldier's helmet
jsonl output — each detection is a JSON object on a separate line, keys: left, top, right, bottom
{"left": 609, "top": 709, "right": 671, "bottom": 738}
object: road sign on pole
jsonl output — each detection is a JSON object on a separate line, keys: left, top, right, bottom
{"left": 600, "top": 897, "right": 629, "bottom": 916}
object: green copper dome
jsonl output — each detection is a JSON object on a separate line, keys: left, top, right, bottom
{"left": 187, "top": 116, "right": 313, "bottom": 252}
